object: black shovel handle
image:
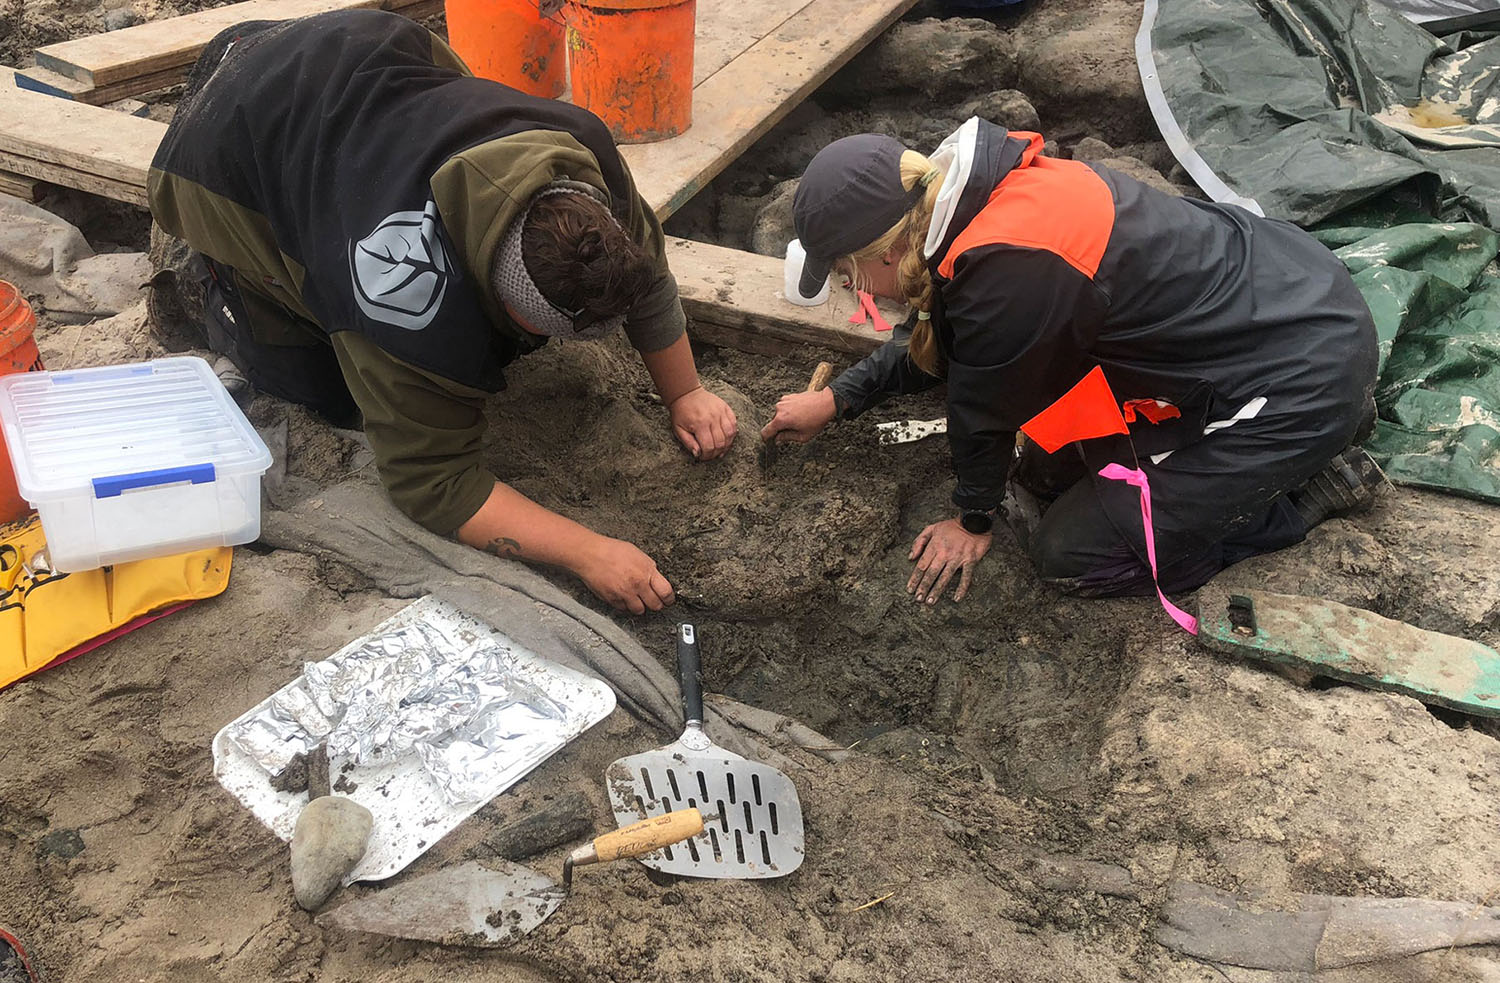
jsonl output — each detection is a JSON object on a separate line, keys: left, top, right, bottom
{"left": 677, "top": 623, "right": 704, "bottom": 725}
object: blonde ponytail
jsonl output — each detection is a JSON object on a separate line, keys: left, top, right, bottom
{"left": 839, "top": 150, "right": 945, "bottom": 376}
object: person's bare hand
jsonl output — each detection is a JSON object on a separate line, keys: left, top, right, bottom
{"left": 577, "top": 537, "right": 675, "bottom": 614}
{"left": 759, "top": 388, "right": 837, "bottom": 446}
{"left": 907, "top": 517, "right": 991, "bottom": 604}
{"left": 670, "top": 387, "right": 738, "bottom": 460}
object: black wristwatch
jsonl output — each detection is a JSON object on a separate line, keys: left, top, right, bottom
{"left": 959, "top": 508, "right": 995, "bottom": 535}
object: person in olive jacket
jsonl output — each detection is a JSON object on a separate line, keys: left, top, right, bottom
{"left": 149, "top": 9, "right": 737, "bottom": 615}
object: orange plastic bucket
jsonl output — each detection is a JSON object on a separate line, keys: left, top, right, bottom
{"left": 0, "top": 281, "right": 42, "bottom": 523}
{"left": 445, "top": 0, "right": 566, "bottom": 98}
{"left": 565, "top": 0, "right": 695, "bottom": 143}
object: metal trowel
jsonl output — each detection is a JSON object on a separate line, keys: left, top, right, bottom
{"left": 317, "top": 808, "right": 708, "bottom": 947}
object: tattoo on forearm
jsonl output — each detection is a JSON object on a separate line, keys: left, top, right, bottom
{"left": 483, "top": 537, "right": 522, "bottom": 558}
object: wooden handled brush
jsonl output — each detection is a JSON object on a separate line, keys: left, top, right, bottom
{"left": 759, "top": 361, "right": 835, "bottom": 468}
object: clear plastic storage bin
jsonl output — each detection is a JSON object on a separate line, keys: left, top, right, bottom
{"left": 0, "top": 357, "right": 273, "bottom": 572}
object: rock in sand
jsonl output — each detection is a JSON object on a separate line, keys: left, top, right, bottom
{"left": 291, "top": 796, "right": 372, "bottom": 911}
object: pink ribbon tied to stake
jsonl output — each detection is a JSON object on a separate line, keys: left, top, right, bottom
{"left": 1097, "top": 463, "right": 1199, "bottom": 635}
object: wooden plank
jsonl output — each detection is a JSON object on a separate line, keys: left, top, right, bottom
{"left": 0, "top": 151, "right": 149, "bottom": 206}
{"left": 0, "top": 85, "right": 164, "bottom": 188}
{"left": 692, "top": 0, "right": 813, "bottom": 86}
{"left": 625, "top": 0, "right": 919, "bottom": 218}
{"left": 34, "top": 0, "right": 435, "bottom": 88}
{"left": 669, "top": 237, "right": 896, "bottom": 357}
{"left": 0, "top": 169, "right": 43, "bottom": 202}
{"left": 17, "top": 64, "right": 202, "bottom": 106}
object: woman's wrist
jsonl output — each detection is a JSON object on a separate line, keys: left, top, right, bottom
{"left": 664, "top": 383, "right": 704, "bottom": 409}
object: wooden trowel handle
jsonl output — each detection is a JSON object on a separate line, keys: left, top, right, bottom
{"left": 564, "top": 808, "right": 706, "bottom": 884}
{"left": 595, "top": 809, "right": 705, "bottom": 862}
{"left": 807, "top": 361, "right": 834, "bottom": 393}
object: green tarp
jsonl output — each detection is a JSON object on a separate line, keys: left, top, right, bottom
{"left": 1140, "top": 0, "right": 1500, "bottom": 502}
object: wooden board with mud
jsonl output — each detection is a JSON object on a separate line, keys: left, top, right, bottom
{"left": 1198, "top": 585, "right": 1500, "bottom": 717}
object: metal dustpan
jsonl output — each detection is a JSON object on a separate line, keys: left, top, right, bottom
{"left": 606, "top": 624, "right": 804, "bottom": 878}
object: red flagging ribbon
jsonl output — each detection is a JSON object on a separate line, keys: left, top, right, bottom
{"left": 1019, "top": 366, "right": 1130, "bottom": 453}
{"left": 1097, "top": 464, "right": 1198, "bottom": 635}
{"left": 848, "top": 290, "right": 893, "bottom": 332}
{"left": 1122, "top": 399, "right": 1181, "bottom": 425}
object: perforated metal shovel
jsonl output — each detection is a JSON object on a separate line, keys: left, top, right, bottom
{"left": 606, "top": 624, "right": 805, "bottom": 878}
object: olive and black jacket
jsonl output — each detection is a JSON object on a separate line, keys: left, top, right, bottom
{"left": 148, "top": 9, "right": 685, "bottom": 532}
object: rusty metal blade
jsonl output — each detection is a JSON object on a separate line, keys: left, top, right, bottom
{"left": 318, "top": 861, "right": 564, "bottom": 947}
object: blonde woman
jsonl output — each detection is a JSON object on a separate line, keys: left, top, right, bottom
{"left": 762, "top": 119, "right": 1380, "bottom": 605}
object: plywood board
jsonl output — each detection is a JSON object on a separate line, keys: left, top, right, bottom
{"left": 33, "top": 0, "right": 436, "bottom": 87}
{"left": 625, "top": 0, "right": 918, "bottom": 218}
{"left": 692, "top": 0, "right": 813, "bottom": 86}
{"left": 0, "top": 85, "right": 164, "bottom": 188}
{"left": 0, "top": 169, "right": 43, "bottom": 202}
{"left": 0, "top": 151, "right": 149, "bottom": 206}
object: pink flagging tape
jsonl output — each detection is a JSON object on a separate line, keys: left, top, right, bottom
{"left": 1098, "top": 463, "right": 1199, "bottom": 635}
{"left": 848, "top": 290, "right": 894, "bottom": 332}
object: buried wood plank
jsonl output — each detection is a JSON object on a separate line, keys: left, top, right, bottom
{"left": 1197, "top": 585, "right": 1500, "bottom": 717}
{"left": 33, "top": 0, "right": 436, "bottom": 88}
{"left": 0, "top": 169, "right": 43, "bottom": 202}
{"left": 625, "top": 0, "right": 919, "bottom": 219}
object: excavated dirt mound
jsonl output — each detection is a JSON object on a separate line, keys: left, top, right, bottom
{"left": 4, "top": 1, "right": 1500, "bottom": 982}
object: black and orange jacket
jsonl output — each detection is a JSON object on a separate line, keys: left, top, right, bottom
{"left": 830, "top": 120, "right": 1377, "bottom": 512}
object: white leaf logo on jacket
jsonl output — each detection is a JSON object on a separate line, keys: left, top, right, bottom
{"left": 349, "top": 200, "right": 455, "bottom": 330}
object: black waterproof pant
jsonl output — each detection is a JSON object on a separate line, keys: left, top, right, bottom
{"left": 1011, "top": 422, "right": 1336, "bottom": 598}
{"left": 199, "top": 257, "right": 360, "bottom": 428}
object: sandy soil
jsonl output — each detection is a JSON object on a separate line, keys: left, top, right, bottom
{"left": 3, "top": 1, "right": 1500, "bottom": 981}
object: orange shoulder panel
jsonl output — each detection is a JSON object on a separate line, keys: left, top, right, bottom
{"left": 938, "top": 155, "right": 1115, "bottom": 281}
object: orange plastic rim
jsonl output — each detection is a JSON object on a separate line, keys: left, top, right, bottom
{"left": 445, "top": 0, "right": 566, "bottom": 98}
{"left": 0, "top": 280, "right": 39, "bottom": 523}
{"left": 566, "top": 0, "right": 695, "bottom": 143}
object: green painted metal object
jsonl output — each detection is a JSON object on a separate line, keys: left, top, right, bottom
{"left": 1197, "top": 586, "right": 1500, "bottom": 717}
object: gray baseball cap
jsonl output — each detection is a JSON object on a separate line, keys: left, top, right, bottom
{"left": 791, "top": 134, "right": 924, "bottom": 301}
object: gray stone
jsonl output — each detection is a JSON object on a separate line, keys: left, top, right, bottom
{"left": 1095, "top": 155, "right": 1181, "bottom": 197}
{"left": 102, "top": 7, "right": 142, "bottom": 31}
{"left": 1071, "top": 137, "right": 1116, "bottom": 163}
{"left": 715, "top": 193, "right": 763, "bottom": 251}
{"left": 750, "top": 101, "right": 839, "bottom": 182}
{"left": 959, "top": 90, "right": 1041, "bottom": 133}
{"left": 833, "top": 18, "right": 1017, "bottom": 102}
{"left": 290, "top": 796, "right": 372, "bottom": 911}
{"left": 1116, "top": 141, "right": 1179, "bottom": 175}
{"left": 1011, "top": 0, "right": 1156, "bottom": 146}
{"left": 749, "top": 179, "right": 798, "bottom": 259}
